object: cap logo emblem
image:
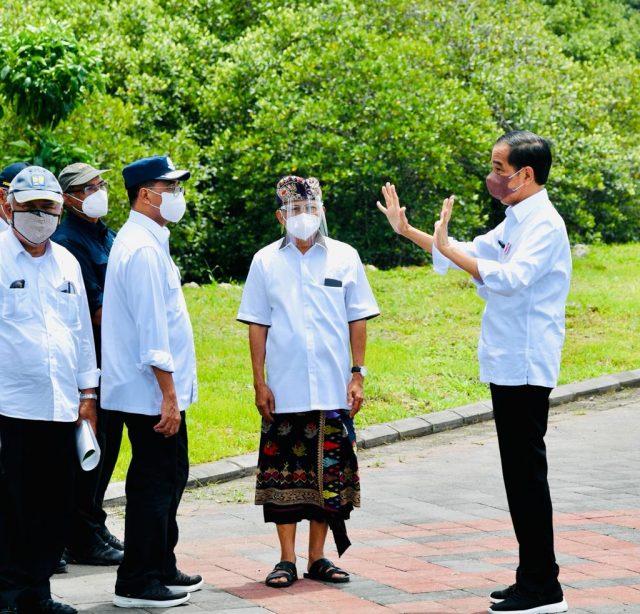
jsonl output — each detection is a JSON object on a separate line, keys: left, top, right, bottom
{"left": 166, "top": 157, "right": 175, "bottom": 170}
{"left": 31, "top": 175, "right": 45, "bottom": 186}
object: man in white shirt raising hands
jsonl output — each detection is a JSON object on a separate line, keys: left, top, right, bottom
{"left": 378, "top": 131, "right": 571, "bottom": 614}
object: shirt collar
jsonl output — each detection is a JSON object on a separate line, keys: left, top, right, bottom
{"left": 4, "top": 227, "right": 52, "bottom": 261}
{"left": 505, "top": 188, "right": 549, "bottom": 224}
{"left": 128, "top": 210, "right": 170, "bottom": 245}
{"left": 279, "top": 233, "right": 327, "bottom": 251}
{"left": 64, "top": 211, "right": 110, "bottom": 237}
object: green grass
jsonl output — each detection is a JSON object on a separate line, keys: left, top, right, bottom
{"left": 112, "top": 243, "right": 640, "bottom": 480}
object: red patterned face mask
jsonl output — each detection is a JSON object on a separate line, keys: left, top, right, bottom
{"left": 485, "top": 167, "right": 525, "bottom": 201}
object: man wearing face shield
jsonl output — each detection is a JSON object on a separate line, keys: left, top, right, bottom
{"left": 377, "top": 131, "right": 571, "bottom": 614}
{"left": 101, "top": 156, "right": 200, "bottom": 609}
{"left": 0, "top": 166, "right": 99, "bottom": 614}
{"left": 51, "top": 163, "right": 124, "bottom": 567}
{"left": 238, "top": 176, "right": 379, "bottom": 589}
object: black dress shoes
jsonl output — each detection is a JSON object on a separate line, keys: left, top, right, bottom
{"left": 64, "top": 542, "right": 123, "bottom": 566}
{"left": 98, "top": 525, "right": 124, "bottom": 551}
{"left": 19, "top": 599, "right": 77, "bottom": 614}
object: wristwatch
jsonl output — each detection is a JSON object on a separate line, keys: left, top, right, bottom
{"left": 351, "top": 365, "right": 368, "bottom": 377}
{"left": 79, "top": 392, "right": 98, "bottom": 401}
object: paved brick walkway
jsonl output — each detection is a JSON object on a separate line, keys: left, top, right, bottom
{"left": 52, "top": 388, "right": 640, "bottom": 613}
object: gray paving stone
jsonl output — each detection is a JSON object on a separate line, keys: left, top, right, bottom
{"left": 358, "top": 423, "right": 400, "bottom": 448}
{"left": 228, "top": 452, "right": 258, "bottom": 473}
{"left": 188, "top": 459, "right": 250, "bottom": 486}
{"left": 434, "top": 558, "right": 504, "bottom": 573}
{"left": 450, "top": 400, "right": 494, "bottom": 424}
{"left": 549, "top": 385, "right": 576, "bottom": 406}
{"left": 390, "top": 416, "right": 434, "bottom": 439}
{"left": 611, "top": 368, "right": 640, "bottom": 387}
{"left": 561, "top": 374, "right": 621, "bottom": 398}
{"left": 422, "top": 409, "right": 464, "bottom": 432}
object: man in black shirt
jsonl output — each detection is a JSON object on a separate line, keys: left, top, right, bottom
{"left": 53, "top": 163, "right": 124, "bottom": 566}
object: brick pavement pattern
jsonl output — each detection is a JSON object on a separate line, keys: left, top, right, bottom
{"left": 52, "top": 388, "right": 640, "bottom": 613}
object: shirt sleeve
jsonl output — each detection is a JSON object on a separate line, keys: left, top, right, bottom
{"left": 126, "top": 246, "right": 175, "bottom": 372}
{"left": 432, "top": 224, "right": 504, "bottom": 275}
{"left": 345, "top": 251, "right": 380, "bottom": 322}
{"left": 74, "top": 266, "right": 101, "bottom": 389}
{"left": 237, "top": 255, "right": 271, "bottom": 326}
{"left": 476, "top": 220, "right": 562, "bottom": 297}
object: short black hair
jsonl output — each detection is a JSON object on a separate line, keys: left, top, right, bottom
{"left": 495, "top": 131, "right": 552, "bottom": 185}
{"left": 126, "top": 180, "right": 156, "bottom": 207}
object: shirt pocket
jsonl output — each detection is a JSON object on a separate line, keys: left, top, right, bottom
{"left": 314, "top": 283, "right": 347, "bottom": 321}
{"left": 0, "top": 287, "right": 33, "bottom": 322}
{"left": 56, "top": 292, "right": 81, "bottom": 329}
{"left": 165, "top": 268, "right": 182, "bottom": 311}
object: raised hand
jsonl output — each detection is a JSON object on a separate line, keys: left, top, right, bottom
{"left": 433, "top": 195, "right": 455, "bottom": 253}
{"left": 377, "top": 182, "right": 409, "bottom": 235}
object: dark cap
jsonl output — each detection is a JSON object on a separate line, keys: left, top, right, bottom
{"left": 122, "top": 155, "right": 190, "bottom": 190}
{"left": 0, "top": 162, "right": 31, "bottom": 189}
{"left": 58, "top": 162, "right": 110, "bottom": 193}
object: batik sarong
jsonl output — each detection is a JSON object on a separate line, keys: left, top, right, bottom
{"left": 255, "top": 409, "right": 359, "bottom": 555}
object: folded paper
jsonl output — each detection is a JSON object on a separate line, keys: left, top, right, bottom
{"left": 75, "top": 419, "right": 101, "bottom": 471}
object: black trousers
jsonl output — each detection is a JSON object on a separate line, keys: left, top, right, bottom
{"left": 114, "top": 411, "right": 189, "bottom": 593}
{"left": 69, "top": 406, "right": 125, "bottom": 551}
{"left": 0, "top": 416, "right": 75, "bottom": 608}
{"left": 490, "top": 383, "right": 561, "bottom": 593}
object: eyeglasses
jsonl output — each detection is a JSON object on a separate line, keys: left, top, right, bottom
{"left": 280, "top": 203, "right": 322, "bottom": 215}
{"left": 70, "top": 180, "right": 108, "bottom": 196}
{"left": 148, "top": 185, "right": 185, "bottom": 197}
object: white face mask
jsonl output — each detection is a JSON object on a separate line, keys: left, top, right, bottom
{"left": 286, "top": 212, "right": 322, "bottom": 241}
{"left": 12, "top": 210, "right": 60, "bottom": 245}
{"left": 149, "top": 191, "right": 187, "bottom": 223}
{"left": 78, "top": 189, "right": 109, "bottom": 218}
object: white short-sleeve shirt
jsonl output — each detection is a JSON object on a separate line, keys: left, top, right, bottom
{"left": 237, "top": 236, "right": 379, "bottom": 413}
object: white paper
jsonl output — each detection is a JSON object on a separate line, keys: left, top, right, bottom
{"left": 75, "top": 419, "right": 101, "bottom": 471}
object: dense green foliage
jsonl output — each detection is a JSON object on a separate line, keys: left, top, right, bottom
{"left": 1, "top": 0, "right": 639, "bottom": 280}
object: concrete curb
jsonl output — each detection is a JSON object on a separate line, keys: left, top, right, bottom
{"left": 104, "top": 369, "right": 640, "bottom": 506}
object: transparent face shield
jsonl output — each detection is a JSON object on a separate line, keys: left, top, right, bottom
{"left": 281, "top": 198, "right": 328, "bottom": 244}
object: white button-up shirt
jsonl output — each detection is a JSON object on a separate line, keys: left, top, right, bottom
{"left": 101, "top": 211, "right": 197, "bottom": 415}
{"left": 0, "top": 230, "right": 100, "bottom": 421}
{"left": 433, "top": 189, "right": 572, "bottom": 388}
{"left": 0, "top": 218, "right": 9, "bottom": 232}
{"left": 237, "top": 236, "right": 379, "bottom": 413}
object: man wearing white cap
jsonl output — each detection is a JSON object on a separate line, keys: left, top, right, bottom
{"left": 0, "top": 166, "right": 99, "bottom": 614}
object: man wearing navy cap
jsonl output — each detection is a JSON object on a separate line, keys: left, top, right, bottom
{"left": 0, "top": 166, "right": 99, "bottom": 614}
{"left": 101, "top": 156, "right": 200, "bottom": 608}
{"left": 0, "top": 162, "right": 30, "bottom": 230}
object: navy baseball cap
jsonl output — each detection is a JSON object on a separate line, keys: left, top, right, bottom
{"left": 8, "top": 166, "right": 63, "bottom": 204}
{"left": 122, "top": 155, "right": 190, "bottom": 190}
{"left": 0, "top": 162, "right": 31, "bottom": 189}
